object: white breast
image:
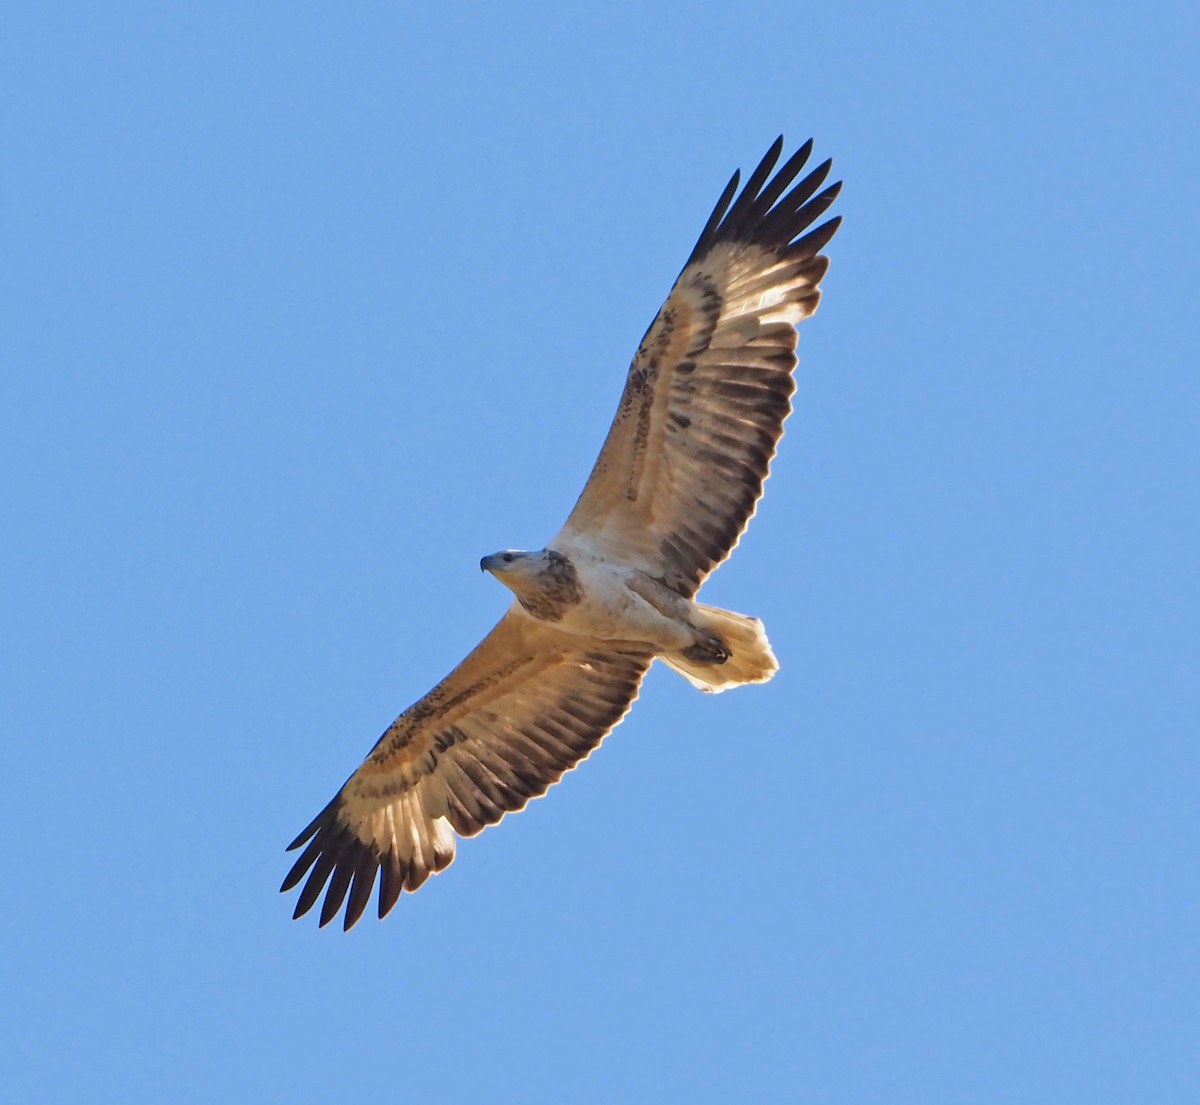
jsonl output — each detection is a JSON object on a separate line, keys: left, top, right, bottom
{"left": 555, "top": 555, "right": 692, "bottom": 651}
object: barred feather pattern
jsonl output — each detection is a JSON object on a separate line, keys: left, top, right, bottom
{"left": 281, "top": 613, "right": 650, "bottom": 929}
{"left": 282, "top": 137, "right": 839, "bottom": 929}
{"left": 557, "top": 136, "right": 840, "bottom": 596}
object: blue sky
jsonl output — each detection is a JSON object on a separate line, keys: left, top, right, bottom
{"left": 3, "top": 3, "right": 1197, "bottom": 1102}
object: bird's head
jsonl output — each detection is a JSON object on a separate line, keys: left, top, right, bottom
{"left": 480, "top": 548, "right": 543, "bottom": 585}
{"left": 480, "top": 548, "right": 582, "bottom": 617}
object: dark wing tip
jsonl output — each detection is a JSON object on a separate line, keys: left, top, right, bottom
{"left": 281, "top": 792, "right": 384, "bottom": 931}
{"left": 791, "top": 214, "right": 842, "bottom": 259}
{"left": 690, "top": 169, "right": 741, "bottom": 263}
{"left": 285, "top": 809, "right": 325, "bottom": 852}
{"left": 685, "top": 136, "right": 841, "bottom": 268}
{"left": 318, "top": 856, "right": 356, "bottom": 927}
{"left": 281, "top": 794, "right": 341, "bottom": 890}
{"left": 378, "top": 853, "right": 407, "bottom": 920}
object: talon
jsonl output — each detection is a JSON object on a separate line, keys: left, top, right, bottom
{"left": 682, "top": 630, "right": 730, "bottom": 665}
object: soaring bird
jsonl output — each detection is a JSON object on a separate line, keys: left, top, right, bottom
{"left": 282, "top": 136, "right": 841, "bottom": 928}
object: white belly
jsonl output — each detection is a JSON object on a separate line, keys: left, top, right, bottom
{"left": 554, "top": 559, "right": 693, "bottom": 651}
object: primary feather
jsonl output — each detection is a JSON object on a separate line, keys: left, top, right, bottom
{"left": 283, "top": 138, "right": 840, "bottom": 928}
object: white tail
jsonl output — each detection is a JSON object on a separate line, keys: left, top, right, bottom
{"left": 663, "top": 604, "right": 779, "bottom": 694}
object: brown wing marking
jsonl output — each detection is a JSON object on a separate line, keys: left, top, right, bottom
{"left": 281, "top": 612, "right": 652, "bottom": 929}
{"left": 555, "top": 137, "right": 840, "bottom": 596}
{"left": 605, "top": 283, "right": 723, "bottom": 507}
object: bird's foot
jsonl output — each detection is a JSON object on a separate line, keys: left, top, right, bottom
{"left": 681, "top": 630, "right": 730, "bottom": 665}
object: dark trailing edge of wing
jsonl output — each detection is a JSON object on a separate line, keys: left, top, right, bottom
{"left": 683, "top": 135, "right": 842, "bottom": 271}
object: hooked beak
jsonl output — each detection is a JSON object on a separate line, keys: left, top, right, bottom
{"left": 480, "top": 554, "right": 500, "bottom": 573}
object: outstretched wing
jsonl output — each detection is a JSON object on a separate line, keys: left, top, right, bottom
{"left": 282, "top": 610, "right": 651, "bottom": 929}
{"left": 555, "top": 137, "right": 841, "bottom": 597}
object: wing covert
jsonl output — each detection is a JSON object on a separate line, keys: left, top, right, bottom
{"left": 556, "top": 137, "right": 841, "bottom": 596}
{"left": 281, "top": 611, "right": 651, "bottom": 929}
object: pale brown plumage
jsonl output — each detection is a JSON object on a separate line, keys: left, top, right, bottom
{"left": 283, "top": 617, "right": 650, "bottom": 927}
{"left": 556, "top": 137, "right": 839, "bottom": 596}
{"left": 282, "top": 137, "right": 840, "bottom": 928}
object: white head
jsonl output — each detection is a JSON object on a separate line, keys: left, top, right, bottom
{"left": 479, "top": 548, "right": 582, "bottom": 621}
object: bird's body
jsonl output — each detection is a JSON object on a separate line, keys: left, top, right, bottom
{"left": 282, "top": 136, "right": 841, "bottom": 928}
{"left": 482, "top": 544, "right": 774, "bottom": 691}
{"left": 483, "top": 545, "right": 687, "bottom": 648}
{"left": 560, "top": 558, "right": 685, "bottom": 650}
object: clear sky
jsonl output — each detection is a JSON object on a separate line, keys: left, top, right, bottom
{"left": 3, "top": 3, "right": 1197, "bottom": 1103}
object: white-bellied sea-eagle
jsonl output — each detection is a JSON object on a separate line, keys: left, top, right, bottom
{"left": 282, "top": 136, "right": 841, "bottom": 928}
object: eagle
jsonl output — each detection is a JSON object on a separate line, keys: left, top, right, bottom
{"left": 282, "top": 136, "right": 841, "bottom": 928}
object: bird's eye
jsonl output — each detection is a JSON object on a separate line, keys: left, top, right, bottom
{"left": 502, "top": 553, "right": 515, "bottom": 563}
